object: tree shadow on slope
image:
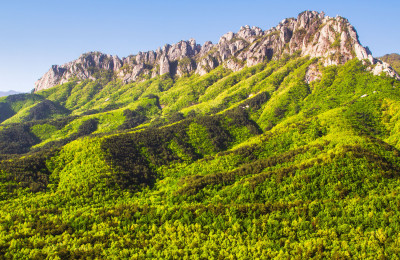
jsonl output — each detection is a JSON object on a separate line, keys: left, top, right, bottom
{"left": 101, "top": 108, "right": 261, "bottom": 192}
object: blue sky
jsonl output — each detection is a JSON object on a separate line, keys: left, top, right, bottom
{"left": 0, "top": 0, "right": 399, "bottom": 92}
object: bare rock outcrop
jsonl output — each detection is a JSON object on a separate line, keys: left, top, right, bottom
{"left": 34, "top": 11, "right": 399, "bottom": 92}
{"left": 34, "top": 52, "right": 122, "bottom": 91}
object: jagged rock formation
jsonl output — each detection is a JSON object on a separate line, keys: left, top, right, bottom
{"left": 379, "top": 53, "right": 400, "bottom": 73}
{"left": 34, "top": 11, "right": 399, "bottom": 92}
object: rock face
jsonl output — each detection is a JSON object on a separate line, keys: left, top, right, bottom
{"left": 379, "top": 53, "right": 400, "bottom": 73}
{"left": 35, "top": 53, "right": 123, "bottom": 91}
{"left": 34, "top": 11, "right": 399, "bottom": 92}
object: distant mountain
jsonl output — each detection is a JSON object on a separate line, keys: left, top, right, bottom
{"left": 379, "top": 53, "right": 400, "bottom": 72}
{"left": 0, "top": 90, "right": 20, "bottom": 97}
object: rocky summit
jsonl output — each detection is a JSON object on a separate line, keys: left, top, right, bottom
{"left": 34, "top": 11, "right": 399, "bottom": 92}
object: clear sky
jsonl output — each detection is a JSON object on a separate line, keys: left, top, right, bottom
{"left": 0, "top": 0, "right": 399, "bottom": 92}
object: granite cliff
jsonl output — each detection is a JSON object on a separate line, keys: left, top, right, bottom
{"left": 379, "top": 53, "right": 400, "bottom": 73}
{"left": 34, "top": 11, "right": 399, "bottom": 92}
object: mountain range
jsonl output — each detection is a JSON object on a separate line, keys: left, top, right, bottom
{"left": 0, "top": 90, "right": 20, "bottom": 97}
{"left": 34, "top": 10, "right": 398, "bottom": 92}
{"left": 0, "top": 11, "right": 400, "bottom": 258}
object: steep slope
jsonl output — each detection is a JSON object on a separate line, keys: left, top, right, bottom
{"left": 0, "top": 11, "right": 400, "bottom": 258}
{"left": 34, "top": 11, "right": 398, "bottom": 92}
{"left": 379, "top": 53, "right": 400, "bottom": 72}
{"left": 1, "top": 60, "right": 400, "bottom": 258}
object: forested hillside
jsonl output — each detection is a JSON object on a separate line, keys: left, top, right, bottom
{"left": 1, "top": 12, "right": 400, "bottom": 258}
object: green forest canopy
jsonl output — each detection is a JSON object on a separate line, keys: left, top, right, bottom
{"left": 0, "top": 56, "right": 400, "bottom": 258}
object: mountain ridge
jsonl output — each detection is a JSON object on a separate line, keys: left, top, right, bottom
{"left": 0, "top": 90, "right": 20, "bottom": 97}
{"left": 34, "top": 10, "right": 399, "bottom": 92}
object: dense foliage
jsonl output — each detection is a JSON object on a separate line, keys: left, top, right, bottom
{"left": 0, "top": 124, "right": 39, "bottom": 154}
{"left": 26, "top": 100, "right": 70, "bottom": 121}
{"left": 118, "top": 108, "right": 148, "bottom": 130}
{"left": 0, "top": 56, "right": 400, "bottom": 258}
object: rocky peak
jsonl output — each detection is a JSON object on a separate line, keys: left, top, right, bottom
{"left": 237, "top": 25, "right": 263, "bottom": 41}
{"left": 34, "top": 11, "right": 399, "bottom": 92}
